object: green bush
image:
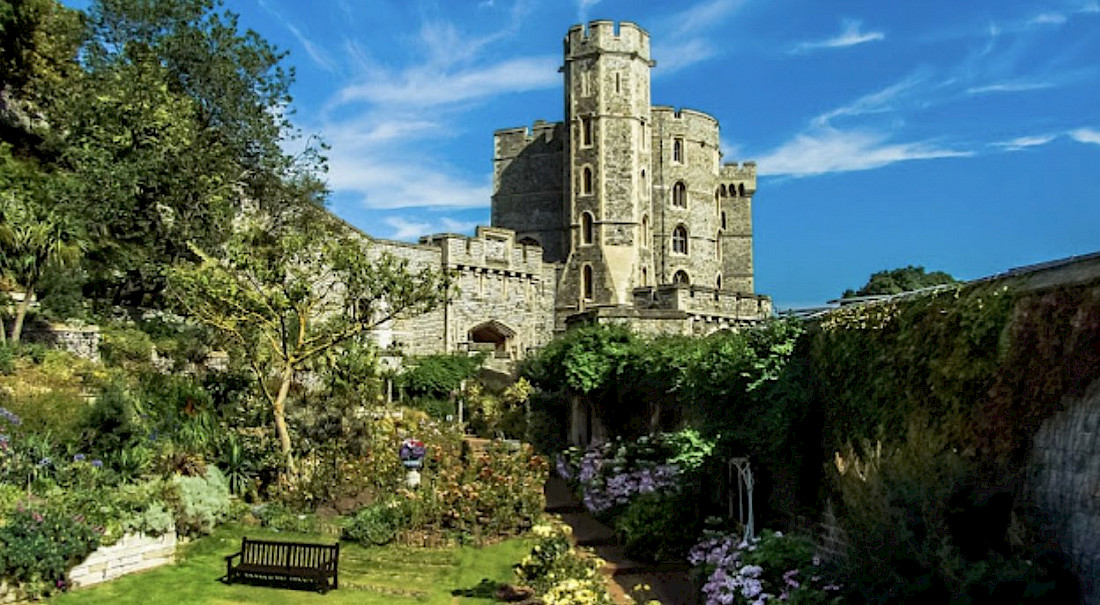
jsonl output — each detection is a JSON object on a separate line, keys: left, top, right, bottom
{"left": 253, "top": 502, "right": 323, "bottom": 534}
{"left": 99, "top": 325, "right": 154, "bottom": 368}
{"left": 0, "top": 504, "right": 101, "bottom": 598}
{"left": 169, "top": 466, "right": 231, "bottom": 536}
{"left": 344, "top": 496, "right": 412, "bottom": 546}
{"left": 0, "top": 343, "right": 14, "bottom": 374}
{"left": 615, "top": 491, "right": 699, "bottom": 563}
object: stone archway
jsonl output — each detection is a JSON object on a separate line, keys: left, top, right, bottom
{"left": 468, "top": 320, "right": 516, "bottom": 355}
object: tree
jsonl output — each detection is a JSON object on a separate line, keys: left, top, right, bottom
{"left": 0, "top": 145, "right": 84, "bottom": 342}
{"left": 842, "top": 265, "right": 958, "bottom": 299}
{"left": 169, "top": 206, "right": 449, "bottom": 474}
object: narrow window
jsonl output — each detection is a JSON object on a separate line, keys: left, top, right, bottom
{"left": 641, "top": 215, "right": 649, "bottom": 247}
{"left": 582, "top": 167, "right": 593, "bottom": 194}
{"left": 672, "top": 225, "right": 688, "bottom": 254}
{"left": 716, "top": 231, "right": 722, "bottom": 261}
{"left": 721, "top": 184, "right": 728, "bottom": 197}
{"left": 582, "top": 264, "right": 594, "bottom": 300}
{"left": 642, "top": 267, "right": 649, "bottom": 286}
{"left": 716, "top": 275, "right": 722, "bottom": 290}
{"left": 673, "top": 270, "right": 690, "bottom": 285}
{"left": 673, "top": 137, "right": 683, "bottom": 163}
{"left": 739, "top": 183, "right": 745, "bottom": 196}
{"left": 672, "top": 182, "right": 687, "bottom": 208}
{"left": 721, "top": 211, "right": 727, "bottom": 230}
{"left": 581, "top": 212, "right": 594, "bottom": 245}
{"left": 581, "top": 116, "right": 593, "bottom": 147}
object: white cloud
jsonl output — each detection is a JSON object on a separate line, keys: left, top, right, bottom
{"left": 813, "top": 75, "right": 924, "bottom": 127}
{"left": 382, "top": 216, "right": 479, "bottom": 241}
{"left": 966, "top": 80, "right": 1056, "bottom": 95}
{"left": 993, "top": 134, "right": 1057, "bottom": 151}
{"left": 1082, "top": 1, "right": 1100, "bottom": 13}
{"left": 331, "top": 55, "right": 559, "bottom": 109}
{"left": 792, "top": 19, "right": 884, "bottom": 54}
{"left": 575, "top": 0, "right": 601, "bottom": 22}
{"left": 256, "top": 0, "right": 337, "bottom": 72}
{"left": 651, "top": 0, "right": 748, "bottom": 74}
{"left": 755, "top": 128, "right": 971, "bottom": 177}
{"left": 1069, "top": 128, "right": 1100, "bottom": 145}
{"left": 1030, "top": 12, "right": 1068, "bottom": 25}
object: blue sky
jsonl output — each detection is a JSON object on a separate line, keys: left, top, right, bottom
{"left": 101, "top": 0, "right": 1100, "bottom": 307}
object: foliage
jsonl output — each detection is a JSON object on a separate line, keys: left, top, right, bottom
{"left": 689, "top": 529, "right": 844, "bottom": 604}
{"left": 615, "top": 491, "right": 699, "bottom": 563}
{"left": 344, "top": 496, "right": 413, "bottom": 546}
{"left": 399, "top": 353, "right": 483, "bottom": 400}
{"left": 0, "top": 503, "right": 101, "bottom": 598}
{"left": 842, "top": 265, "right": 958, "bottom": 298}
{"left": 168, "top": 465, "right": 231, "bottom": 537}
{"left": 522, "top": 323, "right": 635, "bottom": 395}
{"left": 515, "top": 522, "right": 614, "bottom": 604}
{"left": 169, "top": 208, "right": 450, "bottom": 473}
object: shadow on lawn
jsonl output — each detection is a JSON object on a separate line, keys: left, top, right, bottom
{"left": 452, "top": 578, "right": 535, "bottom": 602}
{"left": 219, "top": 574, "right": 331, "bottom": 594}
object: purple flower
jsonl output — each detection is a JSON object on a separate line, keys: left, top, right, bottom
{"left": 783, "top": 569, "right": 800, "bottom": 589}
{"left": 37, "top": 457, "right": 51, "bottom": 467}
{"left": 73, "top": 453, "right": 86, "bottom": 462}
{"left": 91, "top": 459, "right": 103, "bottom": 468}
{"left": 0, "top": 407, "right": 20, "bottom": 426}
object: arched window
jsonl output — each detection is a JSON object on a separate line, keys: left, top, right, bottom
{"left": 672, "top": 225, "right": 688, "bottom": 254}
{"left": 641, "top": 215, "right": 649, "bottom": 247}
{"left": 720, "top": 184, "right": 728, "bottom": 197}
{"left": 721, "top": 211, "right": 727, "bottom": 230}
{"left": 738, "top": 183, "right": 745, "bottom": 196}
{"left": 582, "top": 166, "right": 593, "bottom": 194}
{"left": 716, "top": 275, "right": 723, "bottom": 290}
{"left": 673, "top": 270, "right": 690, "bottom": 285}
{"left": 582, "top": 264, "right": 594, "bottom": 301}
{"left": 581, "top": 212, "right": 594, "bottom": 245}
{"left": 672, "top": 182, "right": 687, "bottom": 208}
{"left": 673, "top": 137, "right": 684, "bottom": 163}
{"left": 641, "top": 267, "right": 648, "bottom": 286}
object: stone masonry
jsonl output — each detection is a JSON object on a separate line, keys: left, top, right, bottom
{"left": 356, "top": 20, "right": 770, "bottom": 359}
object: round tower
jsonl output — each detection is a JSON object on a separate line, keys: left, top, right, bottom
{"left": 561, "top": 21, "right": 654, "bottom": 310}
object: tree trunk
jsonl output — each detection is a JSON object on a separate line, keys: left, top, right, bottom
{"left": 272, "top": 364, "right": 297, "bottom": 475}
{"left": 10, "top": 286, "right": 33, "bottom": 344}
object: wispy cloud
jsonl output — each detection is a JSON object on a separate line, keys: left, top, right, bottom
{"left": 1070, "top": 128, "right": 1100, "bottom": 145}
{"left": 755, "top": 128, "right": 970, "bottom": 177}
{"left": 791, "top": 19, "right": 884, "bottom": 54}
{"left": 651, "top": 0, "right": 747, "bottom": 74}
{"left": 256, "top": 0, "right": 337, "bottom": 72}
{"left": 575, "top": 0, "right": 601, "bottom": 23}
{"left": 382, "top": 216, "right": 481, "bottom": 240}
{"left": 993, "top": 134, "right": 1058, "bottom": 150}
{"left": 813, "top": 74, "right": 925, "bottom": 127}
{"left": 1030, "top": 12, "right": 1068, "bottom": 25}
{"left": 966, "top": 80, "right": 1056, "bottom": 95}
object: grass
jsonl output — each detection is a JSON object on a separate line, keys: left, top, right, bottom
{"left": 50, "top": 524, "right": 533, "bottom": 605}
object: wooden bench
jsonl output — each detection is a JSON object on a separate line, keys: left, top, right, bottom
{"left": 225, "top": 537, "right": 339, "bottom": 593}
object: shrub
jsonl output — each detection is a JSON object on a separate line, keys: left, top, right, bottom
{"left": 99, "top": 325, "right": 154, "bottom": 368}
{"left": 0, "top": 343, "right": 14, "bottom": 374}
{"left": 253, "top": 502, "right": 323, "bottom": 534}
{"left": 0, "top": 504, "right": 101, "bottom": 599}
{"left": 615, "top": 491, "right": 699, "bottom": 563}
{"left": 169, "top": 466, "right": 231, "bottom": 536}
{"left": 515, "top": 523, "right": 614, "bottom": 604}
{"left": 344, "top": 496, "right": 413, "bottom": 546}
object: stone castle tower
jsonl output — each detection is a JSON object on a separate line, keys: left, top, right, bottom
{"left": 492, "top": 20, "right": 762, "bottom": 329}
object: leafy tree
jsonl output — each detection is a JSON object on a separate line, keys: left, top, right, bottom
{"left": 842, "top": 265, "right": 958, "bottom": 298}
{"left": 169, "top": 206, "right": 449, "bottom": 474}
{"left": 398, "top": 353, "right": 483, "bottom": 400}
{"left": 0, "top": 145, "right": 85, "bottom": 342}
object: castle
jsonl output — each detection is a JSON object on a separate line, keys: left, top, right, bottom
{"left": 367, "top": 21, "right": 772, "bottom": 358}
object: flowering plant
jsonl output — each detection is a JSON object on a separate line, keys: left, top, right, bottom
{"left": 689, "top": 529, "right": 843, "bottom": 604}
{"left": 399, "top": 438, "right": 426, "bottom": 461}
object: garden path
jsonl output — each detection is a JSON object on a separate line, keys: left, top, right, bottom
{"left": 544, "top": 475, "right": 695, "bottom": 605}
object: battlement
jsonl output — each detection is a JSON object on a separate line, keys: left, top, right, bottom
{"left": 422, "top": 226, "right": 544, "bottom": 275}
{"left": 720, "top": 161, "right": 757, "bottom": 179}
{"left": 565, "top": 20, "right": 651, "bottom": 61}
{"left": 493, "top": 120, "right": 565, "bottom": 158}
{"left": 651, "top": 106, "right": 719, "bottom": 126}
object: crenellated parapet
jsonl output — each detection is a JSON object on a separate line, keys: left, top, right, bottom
{"left": 421, "top": 226, "right": 544, "bottom": 277}
{"left": 565, "top": 20, "right": 652, "bottom": 63}
{"left": 493, "top": 120, "right": 565, "bottom": 160}
{"left": 719, "top": 161, "right": 757, "bottom": 196}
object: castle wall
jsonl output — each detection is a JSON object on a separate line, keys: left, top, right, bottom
{"left": 719, "top": 162, "right": 757, "bottom": 293}
{"left": 492, "top": 122, "right": 567, "bottom": 262}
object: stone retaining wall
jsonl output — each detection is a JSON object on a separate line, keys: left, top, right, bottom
{"left": 68, "top": 531, "right": 177, "bottom": 589}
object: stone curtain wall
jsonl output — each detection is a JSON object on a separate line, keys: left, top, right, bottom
{"left": 69, "top": 531, "right": 177, "bottom": 589}
{"left": 1031, "top": 378, "right": 1100, "bottom": 604}
{"left": 22, "top": 324, "right": 100, "bottom": 361}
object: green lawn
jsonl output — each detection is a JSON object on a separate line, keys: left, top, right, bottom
{"left": 51, "top": 525, "right": 532, "bottom": 605}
